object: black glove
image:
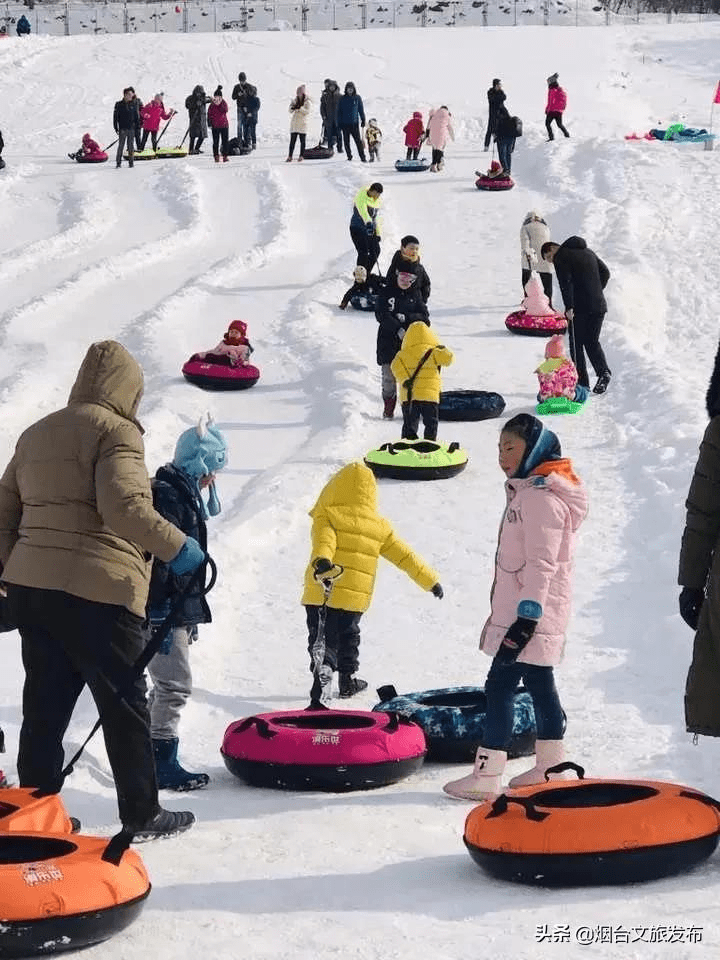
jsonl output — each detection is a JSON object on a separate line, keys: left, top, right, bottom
{"left": 431, "top": 583, "right": 443, "bottom": 599}
{"left": 679, "top": 587, "right": 704, "bottom": 631}
{"left": 495, "top": 617, "right": 537, "bottom": 664}
{"left": 313, "top": 557, "right": 334, "bottom": 576}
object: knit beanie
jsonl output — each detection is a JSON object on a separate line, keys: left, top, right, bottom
{"left": 213, "top": 85, "right": 223, "bottom": 98}
{"left": 544, "top": 334, "right": 566, "bottom": 360}
{"left": 173, "top": 416, "right": 228, "bottom": 517}
{"left": 547, "top": 72, "right": 559, "bottom": 86}
{"left": 224, "top": 319, "right": 250, "bottom": 345}
{"left": 413, "top": 111, "right": 422, "bottom": 119}
{"left": 296, "top": 84, "right": 306, "bottom": 97}
{"left": 502, "top": 414, "right": 562, "bottom": 479}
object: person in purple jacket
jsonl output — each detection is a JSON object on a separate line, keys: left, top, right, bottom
{"left": 208, "top": 86, "right": 229, "bottom": 163}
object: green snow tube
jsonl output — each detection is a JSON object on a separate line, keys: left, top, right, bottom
{"left": 125, "top": 149, "right": 157, "bottom": 161}
{"left": 364, "top": 439, "right": 468, "bottom": 481}
{"left": 155, "top": 147, "right": 188, "bottom": 159}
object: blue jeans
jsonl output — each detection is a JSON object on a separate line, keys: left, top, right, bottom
{"left": 497, "top": 137, "right": 515, "bottom": 173}
{"left": 482, "top": 657, "right": 564, "bottom": 750}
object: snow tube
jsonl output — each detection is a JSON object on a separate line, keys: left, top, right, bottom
{"left": 536, "top": 396, "right": 587, "bottom": 416}
{"left": 125, "top": 149, "right": 157, "bottom": 161}
{"left": 349, "top": 291, "right": 380, "bottom": 311}
{"left": 439, "top": 390, "right": 506, "bottom": 422}
{"left": 505, "top": 309, "right": 567, "bottom": 337}
{"left": 0, "top": 791, "right": 149, "bottom": 958}
{"left": 364, "top": 439, "right": 468, "bottom": 481}
{"left": 476, "top": 174, "right": 514, "bottom": 191}
{"left": 155, "top": 146, "right": 188, "bottom": 159}
{"left": 464, "top": 766, "right": 720, "bottom": 886}
{"left": 373, "top": 685, "right": 536, "bottom": 762}
{"left": 394, "top": 158, "right": 430, "bottom": 172}
{"left": 221, "top": 709, "right": 426, "bottom": 791}
{"left": 227, "top": 138, "right": 251, "bottom": 156}
{"left": 182, "top": 354, "right": 260, "bottom": 391}
{"left": 0, "top": 787, "right": 75, "bottom": 835}
{"left": 73, "top": 152, "right": 108, "bottom": 164}
{"left": 301, "top": 145, "right": 334, "bottom": 160}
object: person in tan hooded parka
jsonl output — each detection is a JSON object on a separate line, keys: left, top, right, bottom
{"left": 302, "top": 462, "right": 443, "bottom": 699}
{"left": 0, "top": 341, "right": 202, "bottom": 841}
{"left": 391, "top": 320, "right": 454, "bottom": 441}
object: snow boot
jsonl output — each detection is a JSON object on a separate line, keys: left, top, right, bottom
{"left": 223, "top": 155, "right": 229, "bottom": 163}
{"left": 382, "top": 397, "right": 396, "bottom": 420}
{"left": 152, "top": 737, "right": 210, "bottom": 792}
{"left": 130, "top": 807, "right": 195, "bottom": 842}
{"left": 338, "top": 674, "right": 368, "bottom": 698}
{"left": 443, "top": 747, "right": 507, "bottom": 801}
{"left": 508, "top": 740, "right": 570, "bottom": 789}
{"left": 593, "top": 371, "right": 611, "bottom": 395}
{"left": 214, "top": 154, "right": 220, "bottom": 163}
{"left": 69, "top": 817, "right": 81, "bottom": 833}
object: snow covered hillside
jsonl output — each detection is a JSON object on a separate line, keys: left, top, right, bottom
{"left": 1, "top": 22, "right": 720, "bottom": 959}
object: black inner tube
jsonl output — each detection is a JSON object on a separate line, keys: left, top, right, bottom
{"left": 0, "top": 835, "right": 77, "bottom": 864}
{"left": 272, "top": 715, "right": 378, "bottom": 730}
{"left": 527, "top": 783, "right": 659, "bottom": 808}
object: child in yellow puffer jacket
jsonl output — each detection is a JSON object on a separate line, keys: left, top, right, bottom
{"left": 302, "top": 462, "right": 443, "bottom": 700}
{"left": 391, "top": 321, "right": 454, "bottom": 441}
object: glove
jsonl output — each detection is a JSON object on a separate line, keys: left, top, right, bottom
{"left": 168, "top": 536, "right": 205, "bottom": 576}
{"left": 494, "top": 617, "right": 538, "bottom": 665}
{"left": 313, "top": 557, "right": 334, "bottom": 577}
{"left": 365, "top": 221, "right": 375, "bottom": 237}
{"left": 679, "top": 587, "right": 704, "bottom": 631}
{"left": 431, "top": 583, "right": 444, "bottom": 599}
{"left": 565, "top": 308, "right": 574, "bottom": 321}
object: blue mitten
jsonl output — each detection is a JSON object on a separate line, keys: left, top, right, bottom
{"left": 169, "top": 537, "right": 204, "bottom": 575}
{"left": 206, "top": 479, "right": 221, "bottom": 517}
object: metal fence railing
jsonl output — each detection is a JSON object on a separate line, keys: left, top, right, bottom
{"left": 1, "top": 0, "right": 719, "bottom": 35}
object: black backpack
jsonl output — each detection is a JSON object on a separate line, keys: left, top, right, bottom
{"left": 512, "top": 116, "right": 523, "bottom": 138}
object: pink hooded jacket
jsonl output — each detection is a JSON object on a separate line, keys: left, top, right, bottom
{"left": 546, "top": 87, "right": 567, "bottom": 114}
{"left": 480, "top": 461, "right": 588, "bottom": 666}
{"left": 140, "top": 99, "right": 173, "bottom": 132}
{"left": 426, "top": 107, "right": 454, "bottom": 150}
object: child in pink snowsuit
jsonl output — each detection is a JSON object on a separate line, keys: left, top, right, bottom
{"left": 426, "top": 106, "right": 454, "bottom": 172}
{"left": 536, "top": 335, "right": 578, "bottom": 402}
{"left": 545, "top": 73, "right": 569, "bottom": 140}
{"left": 403, "top": 111, "right": 425, "bottom": 160}
{"left": 201, "top": 320, "right": 253, "bottom": 366}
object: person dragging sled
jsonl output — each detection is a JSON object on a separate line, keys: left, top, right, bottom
{"left": 113, "top": 87, "right": 140, "bottom": 168}
{"left": 444, "top": 414, "right": 587, "bottom": 801}
{"left": 542, "top": 237, "right": 611, "bottom": 394}
{"left": 403, "top": 111, "right": 425, "bottom": 160}
{"left": 147, "top": 417, "right": 227, "bottom": 790}
{"left": 349, "top": 182, "right": 383, "bottom": 274}
{"left": 391, "top": 321, "right": 453, "bottom": 441}
{"left": 485, "top": 79, "right": 506, "bottom": 151}
{"left": 302, "top": 462, "right": 443, "bottom": 701}
{"left": 0, "top": 341, "right": 204, "bottom": 839}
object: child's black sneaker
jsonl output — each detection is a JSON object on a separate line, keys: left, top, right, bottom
{"left": 338, "top": 675, "right": 368, "bottom": 698}
{"left": 593, "top": 372, "right": 611, "bottom": 395}
{"left": 131, "top": 808, "right": 195, "bottom": 842}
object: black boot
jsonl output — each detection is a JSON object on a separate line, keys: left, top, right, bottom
{"left": 130, "top": 807, "right": 196, "bottom": 842}
{"left": 338, "top": 674, "right": 368, "bottom": 698}
{"left": 593, "top": 371, "right": 611, "bottom": 395}
{"left": 153, "top": 737, "right": 210, "bottom": 791}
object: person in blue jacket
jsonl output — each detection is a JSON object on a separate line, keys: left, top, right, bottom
{"left": 337, "top": 81, "right": 367, "bottom": 162}
{"left": 16, "top": 14, "right": 31, "bottom": 35}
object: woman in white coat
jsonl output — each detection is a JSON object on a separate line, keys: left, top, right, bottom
{"left": 520, "top": 211, "right": 553, "bottom": 304}
{"left": 426, "top": 106, "right": 454, "bottom": 173}
{"left": 287, "top": 85, "right": 312, "bottom": 162}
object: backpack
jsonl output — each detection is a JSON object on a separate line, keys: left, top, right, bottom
{"left": 512, "top": 116, "right": 523, "bottom": 138}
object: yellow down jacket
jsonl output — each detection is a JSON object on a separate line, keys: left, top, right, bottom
{"left": 301, "top": 462, "right": 438, "bottom": 612}
{"left": 390, "top": 321, "right": 454, "bottom": 404}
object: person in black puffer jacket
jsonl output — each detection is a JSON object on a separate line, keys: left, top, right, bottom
{"left": 336, "top": 81, "right": 367, "bottom": 162}
{"left": 375, "top": 260, "right": 430, "bottom": 420}
{"left": 320, "top": 79, "right": 342, "bottom": 152}
{"left": 485, "top": 79, "right": 506, "bottom": 150}
{"left": 147, "top": 417, "right": 227, "bottom": 791}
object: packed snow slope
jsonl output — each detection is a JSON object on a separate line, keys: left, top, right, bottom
{"left": 1, "top": 23, "right": 720, "bottom": 960}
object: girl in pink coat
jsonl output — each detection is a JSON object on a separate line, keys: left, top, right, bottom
{"left": 426, "top": 106, "right": 454, "bottom": 172}
{"left": 140, "top": 94, "right": 175, "bottom": 151}
{"left": 444, "top": 414, "right": 588, "bottom": 801}
{"left": 545, "top": 73, "right": 569, "bottom": 141}
{"left": 207, "top": 86, "right": 230, "bottom": 162}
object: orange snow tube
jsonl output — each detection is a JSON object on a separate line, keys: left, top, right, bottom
{"left": 0, "top": 791, "right": 150, "bottom": 958}
{"left": 0, "top": 787, "right": 74, "bottom": 835}
{"left": 463, "top": 764, "right": 720, "bottom": 886}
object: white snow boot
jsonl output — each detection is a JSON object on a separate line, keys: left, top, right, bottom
{"left": 508, "top": 740, "right": 568, "bottom": 789}
{"left": 443, "top": 747, "right": 506, "bottom": 801}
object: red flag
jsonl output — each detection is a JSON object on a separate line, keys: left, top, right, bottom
{"left": 714, "top": 80, "right": 720, "bottom": 105}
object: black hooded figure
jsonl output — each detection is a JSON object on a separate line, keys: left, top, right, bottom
{"left": 336, "top": 82, "right": 367, "bottom": 162}
{"left": 16, "top": 14, "right": 31, "bottom": 35}
{"left": 185, "top": 85, "right": 210, "bottom": 154}
{"left": 320, "top": 79, "right": 342, "bottom": 152}
{"left": 484, "top": 79, "right": 506, "bottom": 150}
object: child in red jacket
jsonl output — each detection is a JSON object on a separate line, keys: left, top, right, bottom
{"left": 545, "top": 74, "right": 569, "bottom": 141}
{"left": 208, "top": 85, "right": 230, "bottom": 162}
{"left": 403, "top": 111, "right": 425, "bottom": 160}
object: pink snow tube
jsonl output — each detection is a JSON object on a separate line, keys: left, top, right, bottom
{"left": 75, "top": 150, "right": 108, "bottom": 164}
{"left": 476, "top": 174, "right": 514, "bottom": 191}
{"left": 221, "top": 709, "right": 427, "bottom": 791}
{"left": 505, "top": 310, "right": 567, "bottom": 337}
{"left": 182, "top": 354, "right": 260, "bottom": 391}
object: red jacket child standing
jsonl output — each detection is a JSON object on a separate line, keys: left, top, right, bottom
{"left": 403, "top": 111, "right": 425, "bottom": 160}
{"left": 207, "top": 86, "right": 230, "bottom": 163}
{"left": 545, "top": 74, "right": 569, "bottom": 141}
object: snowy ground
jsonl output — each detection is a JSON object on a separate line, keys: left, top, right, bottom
{"left": 2, "top": 22, "right": 720, "bottom": 960}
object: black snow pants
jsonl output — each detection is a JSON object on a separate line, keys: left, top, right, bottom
{"left": 305, "top": 604, "right": 363, "bottom": 675}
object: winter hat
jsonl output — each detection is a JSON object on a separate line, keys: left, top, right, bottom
{"left": 213, "top": 85, "right": 223, "bottom": 98}
{"left": 353, "top": 265, "right": 367, "bottom": 283}
{"left": 223, "top": 319, "right": 250, "bottom": 345}
{"left": 296, "top": 84, "right": 306, "bottom": 97}
{"left": 82, "top": 133, "right": 92, "bottom": 143}
{"left": 502, "top": 414, "right": 562, "bottom": 479}
{"left": 369, "top": 118, "right": 378, "bottom": 125}
{"left": 492, "top": 78, "right": 501, "bottom": 86}
{"left": 547, "top": 72, "right": 559, "bottom": 86}
{"left": 412, "top": 111, "right": 423, "bottom": 120}
{"left": 173, "top": 415, "right": 228, "bottom": 517}
{"left": 544, "top": 334, "right": 566, "bottom": 360}
{"left": 238, "top": 72, "right": 246, "bottom": 82}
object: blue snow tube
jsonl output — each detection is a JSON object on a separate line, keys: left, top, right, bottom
{"left": 373, "top": 685, "right": 542, "bottom": 762}
{"left": 439, "top": 390, "right": 506, "bottom": 422}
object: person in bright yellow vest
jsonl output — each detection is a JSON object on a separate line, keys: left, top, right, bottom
{"left": 349, "top": 182, "right": 383, "bottom": 275}
{"left": 391, "top": 321, "right": 454, "bottom": 441}
{"left": 301, "top": 462, "right": 443, "bottom": 700}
